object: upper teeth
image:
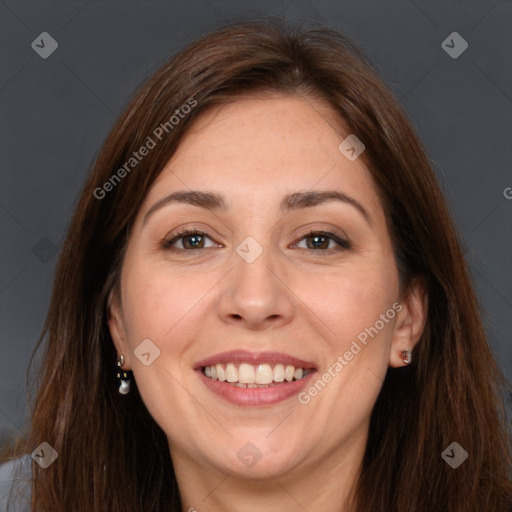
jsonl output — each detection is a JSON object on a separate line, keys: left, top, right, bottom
{"left": 203, "top": 363, "right": 307, "bottom": 384}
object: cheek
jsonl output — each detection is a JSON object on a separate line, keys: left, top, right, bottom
{"left": 120, "top": 262, "right": 216, "bottom": 353}
{"left": 299, "top": 266, "right": 398, "bottom": 424}
{"left": 301, "top": 261, "right": 399, "bottom": 351}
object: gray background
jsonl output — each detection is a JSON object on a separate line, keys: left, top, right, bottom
{"left": 1, "top": 0, "right": 511, "bottom": 446}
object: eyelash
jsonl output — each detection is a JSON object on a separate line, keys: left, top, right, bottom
{"left": 161, "top": 228, "right": 351, "bottom": 253}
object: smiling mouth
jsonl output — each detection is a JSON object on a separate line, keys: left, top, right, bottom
{"left": 201, "top": 362, "right": 313, "bottom": 388}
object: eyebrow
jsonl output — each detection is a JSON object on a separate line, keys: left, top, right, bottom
{"left": 143, "top": 189, "right": 372, "bottom": 226}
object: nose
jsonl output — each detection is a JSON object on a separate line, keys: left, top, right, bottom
{"left": 217, "top": 242, "right": 295, "bottom": 330}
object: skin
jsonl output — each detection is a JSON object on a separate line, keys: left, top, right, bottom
{"left": 108, "top": 94, "right": 427, "bottom": 512}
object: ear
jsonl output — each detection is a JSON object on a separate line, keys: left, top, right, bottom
{"left": 389, "top": 279, "right": 428, "bottom": 368}
{"left": 107, "top": 287, "right": 131, "bottom": 368}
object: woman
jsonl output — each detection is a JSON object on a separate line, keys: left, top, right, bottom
{"left": 1, "top": 17, "right": 511, "bottom": 512}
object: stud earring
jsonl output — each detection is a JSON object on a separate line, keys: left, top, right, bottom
{"left": 116, "top": 354, "right": 131, "bottom": 394}
{"left": 401, "top": 349, "right": 412, "bottom": 365}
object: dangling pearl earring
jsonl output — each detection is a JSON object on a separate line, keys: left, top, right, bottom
{"left": 116, "top": 354, "right": 131, "bottom": 394}
{"left": 401, "top": 349, "right": 412, "bottom": 365}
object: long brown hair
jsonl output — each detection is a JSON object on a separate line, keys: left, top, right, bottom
{"left": 4, "top": 17, "right": 511, "bottom": 511}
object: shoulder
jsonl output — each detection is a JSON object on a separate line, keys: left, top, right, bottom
{"left": 0, "top": 455, "right": 32, "bottom": 511}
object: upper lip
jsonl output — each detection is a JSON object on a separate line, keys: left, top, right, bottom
{"left": 194, "top": 350, "right": 317, "bottom": 370}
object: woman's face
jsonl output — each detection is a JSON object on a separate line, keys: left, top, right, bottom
{"left": 109, "top": 94, "right": 421, "bottom": 481}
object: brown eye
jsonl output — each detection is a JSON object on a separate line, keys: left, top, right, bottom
{"left": 306, "top": 234, "right": 330, "bottom": 250}
{"left": 162, "top": 230, "right": 216, "bottom": 251}
{"left": 294, "top": 231, "right": 350, "bottom": 252}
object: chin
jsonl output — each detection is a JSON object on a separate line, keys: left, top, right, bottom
{"left": 206, "top": 434, "right": 307, "bottom": 478}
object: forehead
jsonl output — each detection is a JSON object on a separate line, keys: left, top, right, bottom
{"left": 142, "top": 94, "right": 384, "bottom": 220}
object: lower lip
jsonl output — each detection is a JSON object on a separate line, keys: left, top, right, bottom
{"left": 197, "top": 369, "right": 316, "bottom": 406}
